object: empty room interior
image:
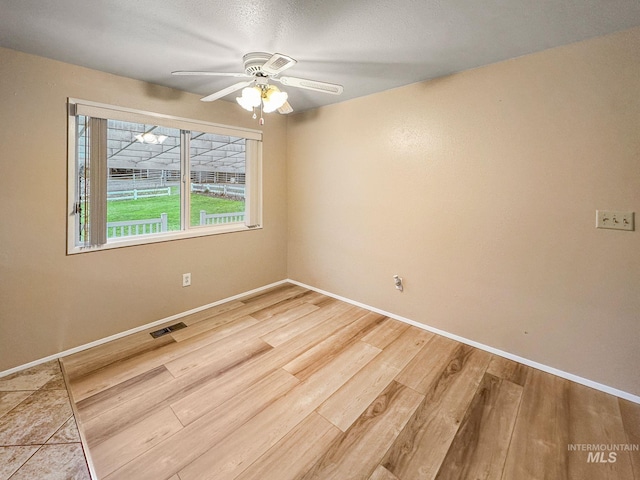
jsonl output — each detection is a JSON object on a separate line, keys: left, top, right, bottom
{"left": 0, "top": 1, "right": 639, "bottom": 479}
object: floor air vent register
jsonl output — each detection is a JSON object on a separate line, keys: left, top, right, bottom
{"left": 150, "top": 322, "right": 187, "bottom": 338}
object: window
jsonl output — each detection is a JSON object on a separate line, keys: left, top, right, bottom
{"left": 67, "top": 99, "right": 262, "bottom": 254}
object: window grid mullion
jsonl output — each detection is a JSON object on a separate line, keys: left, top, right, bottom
{"left": 181, "top": 130, "right": 191, "bottom": 231}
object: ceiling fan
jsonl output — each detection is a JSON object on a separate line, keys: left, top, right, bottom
{"left": 172, "top": 52, "right": 343, "bottom": 123}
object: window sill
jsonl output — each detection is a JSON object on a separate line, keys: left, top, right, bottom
{"left": 66, "top": 223, "right": 261, "bottom": 255}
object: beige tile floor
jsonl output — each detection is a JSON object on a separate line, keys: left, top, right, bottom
{"left": 0, "top": 360, "right": 91, "bottom": 480}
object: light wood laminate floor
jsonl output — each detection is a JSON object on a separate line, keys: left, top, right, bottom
{"left": 60, "top": 283, "right": 640, "bottom": 480}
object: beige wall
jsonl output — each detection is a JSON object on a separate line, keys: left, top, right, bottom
{"left": 0, "top": 47, "right": 288, "bottom": 371}
{"left": 287, "top": 27, "right": 640, "bottom": 396}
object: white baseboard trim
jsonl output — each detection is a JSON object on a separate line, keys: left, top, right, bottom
{"left": 0, "top": 279, "right": 289, "bottom": 379}
{"left": 287, "top": 279, "right": 640, "bottom": 405}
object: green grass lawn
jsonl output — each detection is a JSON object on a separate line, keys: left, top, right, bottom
{"left": 107, "top": 192, "right": 244, "bottom": 230}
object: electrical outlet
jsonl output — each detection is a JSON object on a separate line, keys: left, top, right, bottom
{"left": 393, "top": 275, "right": 403, "bottom": 292}
{"left": 596, "top": 210, "right": 634, "bottom": 231}
{"left": 182, "top": 273, "right": 191, "bottom": 287}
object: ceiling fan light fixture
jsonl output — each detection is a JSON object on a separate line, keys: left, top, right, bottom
{"left": 262, "top": 86, "right": 288, "bottom": 113}
{"left": 236, "top": 86, "right": 262, "bottom": 111}
{"left": 236, "top": 96, "right": 254, "bottom": 111}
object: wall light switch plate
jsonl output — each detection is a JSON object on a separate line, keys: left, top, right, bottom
{"left": 596, "top": 210, "right": 634, "bottom": 231}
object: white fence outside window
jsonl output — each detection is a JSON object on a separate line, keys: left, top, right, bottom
{"left": 107, "top": 187, "right": 172, "bottom": 201}
{"left": 190, "top": 183, "right": 245, "bottom": 198}
{"left": 104, "top": 184, "right": 245, "bottom": 238}
{"left": 107, "top": 214, "right": 168, "bottom": 238}
{"left": 199, "top": 211, "right": 245, "bottom": 225}
{"left": 106, "top": 211, "right": 245, "bottom": 238}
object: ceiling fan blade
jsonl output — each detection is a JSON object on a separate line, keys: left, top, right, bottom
{"left": 278, "top": 101, "right": 294, "bottom": 114}
{"left": 172, "top": 71, "right": 250, "bottom": 78}
{"left": 261, "top": 53, "right": 297, "bottom": 75}
{"left": 276, "top": 76, "right": 343, "bottom": 95}
{"left": 200, "top": 81, "right": 253, "bottom": 102}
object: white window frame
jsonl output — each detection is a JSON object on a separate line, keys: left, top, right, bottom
{"left": 67, "top": 98, "right": 263, "bottom": 255}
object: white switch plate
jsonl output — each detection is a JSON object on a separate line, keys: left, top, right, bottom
{"left": 596, "top": 210, "right": 634, "bottom": 231}
{"left": 182, "top": 273, "right": 191, "bottom": 287}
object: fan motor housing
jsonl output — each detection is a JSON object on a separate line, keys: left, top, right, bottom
{"left": 243, "top": 52, "right": 272, "bottom": 76}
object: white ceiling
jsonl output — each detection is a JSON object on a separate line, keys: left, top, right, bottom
{"left": 2, "top": 0, "right": 640, "bottom": 113}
